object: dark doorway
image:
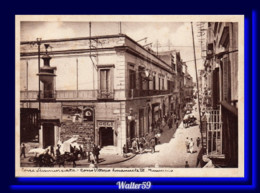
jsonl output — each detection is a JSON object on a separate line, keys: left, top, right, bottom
{"left": 139, "top": 109, "right": 144, "bottom": 137}
{"left": 129, "top": 121, "right": 135, "bottom": 140}
{"left": 99, "top": 127, "right": 114, "bottom": 147}
{"left": 43, "top": 123, "right": 54, "bottom": 148}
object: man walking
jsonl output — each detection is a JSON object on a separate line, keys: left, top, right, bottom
{"left": 96, "top": 146, "right": 101, "bottom": 163}
{"left": 185, "top": 161, "right": 190, "bottom": 168}
{"left": 167, "top": 115, "right": 173, "bottom": 130}
{"left": 150, "top": 138, "right": 156, "bottom": 154}
{"left": 123, "top": 144, "right": 127, "bottom": 158}
{"left": 189, "top": 138, "right": 194, "bottom": 154}
{"left": 185, "top": 138, "right": 190, "bottom": 153}
{"left": 132, "top": 138, "right": 138, "bottom": 154}
{"left": 20, "top": 143, "right": 26, "bottom": 158}
{"left": 196, "top": 137, "right": 201, "bottom": 147}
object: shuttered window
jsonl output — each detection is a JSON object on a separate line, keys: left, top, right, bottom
{"left": 212, "top": 68, "right": 220, "bottom": 108}
{"left": 129, "top": 70, "right": 136, "bottom": 89}
{"left": 222, "top": 57, "right": 231, "bottom": 102}
{"left": 100, "top": 69, "right": 110, "bottom": 91}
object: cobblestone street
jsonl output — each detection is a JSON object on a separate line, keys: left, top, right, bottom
{"left": 105, "top": 104, "right": 202, "bottom": 168}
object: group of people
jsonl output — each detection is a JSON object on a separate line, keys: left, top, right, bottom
{"left": 185, "top": 137, "right": 200, "bottom": 154}
{"left": 128, "top": 134, "right": 157, "bottom": 155}
{"left": 166, "top": 113, "right": 179, "bottom": 130}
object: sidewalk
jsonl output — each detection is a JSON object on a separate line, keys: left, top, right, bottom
{"left": 20, "top": 152, "right": 136, "bottom": 167}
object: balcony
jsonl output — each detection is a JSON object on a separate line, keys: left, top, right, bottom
{"left": 128, "top": 89, "right": 171, "bottom": 98}
{"left": 20, "top": 90, "right": 56, "bottom": 100}
{"left": 21, "top": 90, "right": 107, "bottom": 101}
{"left": 97, "top": 90, "right": 114, "bottom": 100}
{"left": 40, "top": 90, "right": 56, "bottom": 100}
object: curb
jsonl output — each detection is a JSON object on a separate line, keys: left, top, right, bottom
{"left": 77, "top": 153, "right": 137, "bottom": 166}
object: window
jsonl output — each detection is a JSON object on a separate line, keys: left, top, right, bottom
{"left": 153, "top": 76, "right": 156, "bottom": 90}
{"left": 138, "top": 69, "right": 143, "bottom": 91}
{"left": 158, "top": 78, "right": 161, "bottom": 90}
{"left": 100, "top": 69, "right": 110, "bottom": 91}
{"left": 129, "top": 70, "right": 136, "bottom": 90}
{"left": 222, "top": 57, "right": 231, "bottom": 102}
{"left": 167, "top": 80, "right": 171, "bottom": 92}
{"left": 162, "top": 78, "right": 165, "bottom": 90}
{"left": 99, "top": 68, "right": 113, "bottom": 99}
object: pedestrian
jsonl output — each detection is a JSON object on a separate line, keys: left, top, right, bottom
{"left": 196, "top": 137, "right": 201, "bottom": 147}
{"left": 167, "top": 115, "right": 173, "bottom": 129}
{"left": 20, "top": 143, "right": 26, "bottom": 158}
{"left": 155, "top": 132, "right": 161, "bottom": 144}
{"left": 50, "top": 145, "right": 55, "bottom": 157}
{"left": 90, "top": 152, "right": 95, "bottom": 163}
{"left": 89, "top": 160, "right": 97, "bottom": 168}
{"left": 189, "top": 138, "right": 194, "bottom": 153}
{"left": 79, "top": 145, "right": 84, "bottom": 159}
{"left": 96, "top": 145, "right": 100, "bottom": 163}
{"left": 70, "top": 145, "right": 74, "bottom": 153}
{"left": 56, "top": 145, "right": 61, "bottom": 157}
{"left": 123, "top": 144, "right": 127, "bottom": 158}
{"left": 136, "top": 138, "right": 140, "bottom": 153}
{"left": 174, "top": 114, "right": 178, "bottom": 129}
{"left": 185, "top": 138, "right": 190, "bottom": 153}
{"left": 185, "top": 161, "right": 190, "bottom": 168}
{"left": 92, "top": 145, "right": 99, "bottom": 163}
{"left": 138, "top": 138, "right": 144, "bottom": 154}
{"left": 132, "top": 138, "right": 138, "bottom": 154}
{"left": 150, "top": 138, "right": 156, "bottom": 154}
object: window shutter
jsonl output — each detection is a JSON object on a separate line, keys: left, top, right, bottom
{"left": 222, "top": 57, "right": 231, "bottom": 102}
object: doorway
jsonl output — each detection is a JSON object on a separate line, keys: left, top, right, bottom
{"left": 43, "top": 123, "right": 55, "bottom": 148}
{"left": 129, "top": 121, "right": 135, "bottom": 140}
{"left": 99, "top": 127, "right": 114, "bottom": 147}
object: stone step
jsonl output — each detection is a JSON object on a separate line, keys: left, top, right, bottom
{"left": 100, "top": 145, "right": 118, "bottom": 154}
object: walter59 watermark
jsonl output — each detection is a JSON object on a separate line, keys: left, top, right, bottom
{"left": 116, "top": 181, "right": 152, "bottom": 190}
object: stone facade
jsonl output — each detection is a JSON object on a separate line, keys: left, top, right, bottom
{"left": 20, "top": 34, "right": 182, "bottom": 154}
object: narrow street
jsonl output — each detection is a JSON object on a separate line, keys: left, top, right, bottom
{"left": 105, "top": 103, "right": 201, "bottom": 168}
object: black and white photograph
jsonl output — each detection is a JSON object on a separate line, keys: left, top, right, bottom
{"left": 15, "top": 15, "right": 244, "bottom": 177}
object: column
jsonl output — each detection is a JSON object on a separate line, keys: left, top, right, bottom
{"left": 39, "top": 125, "right": 43, "bottom": 148}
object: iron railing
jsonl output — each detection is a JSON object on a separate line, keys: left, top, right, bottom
{"left": 128, "top": 89, "right": 171, "bottom": 98}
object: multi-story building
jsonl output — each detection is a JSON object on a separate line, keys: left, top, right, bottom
{"left": 203, "top": 22, "right": 238, "bottom": 167}
{"left": 157, "top": 50, "right": 186, "bottom": 119}
{"left": 183, "top": 62, "right": 194, "bottom": 104}
{"left": 20, "top": 34, "right": 176, "bottom": 154}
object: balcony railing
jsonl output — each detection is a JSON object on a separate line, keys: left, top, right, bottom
{"left": 20, "top": 90, "right": 56, "bottom": 100}
{"left": 20, "top": 90, "right": 114, "bottom": 100}
{"left": 128, "top": 89, "right": 171, "bottom": 98}
{"left": 97, "top": 90, "right": 114, "bottom": 99}
{"left": 40, "top": 90, "right": 56, "bottom": 100}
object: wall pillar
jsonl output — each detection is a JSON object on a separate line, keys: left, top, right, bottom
{"left": 39, "top": 125, "right": 43, "bottom": 148}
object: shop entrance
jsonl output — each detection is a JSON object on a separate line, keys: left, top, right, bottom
{"left": 99, "top": 127, "right": 114, "bottom": 147}
{"left": 129, "top": 121, "right": 135, "bottom": 140}
{"left": 43, "top": 123, "right": 55, "bottom": 148}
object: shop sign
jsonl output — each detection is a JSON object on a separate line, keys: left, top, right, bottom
{"left": 97, "top": 121, "right": 114, "bottom": 127}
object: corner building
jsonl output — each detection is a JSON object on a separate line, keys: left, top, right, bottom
{"left": 20, "top": 34, "right": 175, "bottom": 154}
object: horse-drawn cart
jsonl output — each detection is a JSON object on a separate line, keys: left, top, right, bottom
{"left": 183, "top": 114, "right": 197, "bottom": 128}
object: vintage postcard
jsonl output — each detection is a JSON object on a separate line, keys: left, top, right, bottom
{"left": 15, "top": 15, "right": 244, "bottom": 177}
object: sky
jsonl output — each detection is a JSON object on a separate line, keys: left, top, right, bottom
{"left": 21, "top": 21, "right": 207, "bottom": 81}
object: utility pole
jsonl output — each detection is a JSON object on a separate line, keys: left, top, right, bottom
{"left": 76, "top": 58, "right": 78, "bottom": 98}
{"left": 36, "top": 38, "right": 41, "bottom": 126}
{"left": 119, "top": 22, "right": 122, "bottom": 34}
{"left": 191, "top": 22, "right": 202, "bottom": 133}
{"left": 156, "top": 40, "right": 159, "bottom": 56}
